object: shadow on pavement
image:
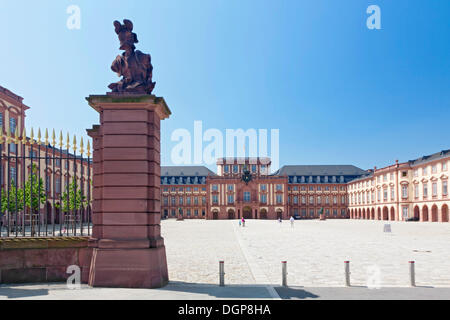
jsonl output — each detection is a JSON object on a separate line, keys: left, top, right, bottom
{"left": 0, "top": 285, "right": 49, "bottom": 299}
{"left": 274, "top": 286, "right": 320, "bottom": 300}
{"left": 163, "top": 281, "right": 276, "bottom": 299}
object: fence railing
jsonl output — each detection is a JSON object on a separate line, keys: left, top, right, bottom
{"left": 0, "top": 127, "right": 92, "bottom": 238}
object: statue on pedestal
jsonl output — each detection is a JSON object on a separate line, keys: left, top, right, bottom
{"left": 108, "top": 19, "right": 156, "bottom": 95}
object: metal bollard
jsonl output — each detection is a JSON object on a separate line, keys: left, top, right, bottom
{"left": 344, "top": 261, "right": 351, "bottom": 287}
{"left": 219, "top": 261, "right": 225, "bottom": 286}
{"left": 409, "top": 261, "right": 416, "bottom": 287}
{"left": 282, "top": 261, "right": 288, "bottom": 287}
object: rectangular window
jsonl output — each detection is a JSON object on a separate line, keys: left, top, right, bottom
{"left": 317, "top": 196, "right": 321, "bottom": 205}
{"left": 443, "top": 162, "right": 448, "bottom": 171}
{"left": 224, "top": 165, "right": 229, "bottom": 173}
{"left": 293, "top": 196, "right": 298, "bottom": 204}
{"left": 163, "top": 197, "right": 168, "bottom": 205}
{"left": 333, "top": 196, "right": 337, "bottom": 205}
{"left": 301, "top": 196, "right": 306, "bottom": 204}
{"left": 186, "top": 197, "right": 191, "bottom": 205}
{"left": 260, "top": 184, "right": 267, "bottom": 191}
{"left": 194, "top": 197, "right": 198, "bottom": 205}
{"left": 227, "top": 184, "right": 234, "bottom": 191}
{"left": 432, "top": 183, "right": 437, "bottom": 197}
{"left": 423, "top": 167, "right": 427, "bottom": 175}
{"left": 179, "top": 197, "right": 184, "bottom": 205}
{"left": 212, "top": 195, "right": 218, "bottom": 204}
{"left": 228, "top": 195, "right": 234, "bottom": 204}
{"left": 443, "top": 181, "right": 448, "bottom": 196}
{"left": 244, "top": 192, "right": 251, "bottom": 202}
{"left": 202, "top": 196, "right": 206, "bottom": 204}
{"left": 414, "top": 185, "right": 419, "bottom": 198}
{"left": 171, "top": 197, "right": 176, "bottom": 205}
{"left": 10, "top": 166, "right": 16, "bottom": 184}
{"left": 432, "top": 165, "right": 437, "bottom": 174}
{"left": 276, "top": 184, "right": 282, "bottom": 191}
{"left": 276, "top": 194, "right": 282, "bottom": 204}
{"left": 261, "top": 194, "right": 267, "bottom": 203}
{"left": 390, "top": 188, "right": 394, "bottom": 200}
{"left": 251, "top": 165, "right": 256, "bottom": 173}
{"left": 309, "top": 196, "right": 314, "bottom": 205}
{"left": 9, "top": 117, "right": 16, "bottom": 134}
{"left": 55, "top": 178, "right": 61, "bottom": 193}
{"left": 402, "top": 185, "right": 408, "bottom": 199}
{"left": 233, "top": 165, "right": 238, "bottom": 173}
{"left": 212, "top": 184, "right": 218, "bottom": 191}
{"left": 423, "top": 184, "right": 428, "bottom": 198}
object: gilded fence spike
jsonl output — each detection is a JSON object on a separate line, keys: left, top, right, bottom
{"left": 59, "top": 131, "right": 63, "bottom": 149}
{"left": 30, "top": 128, "right": 35, "bottom": 145}
{"left": 14, "top": 126, "right": 20, "bottom": 144}
{"left": 73, "top": 135, "right": 77, "bottom": 152}
{"left": 66, "top": 133, "right": 70, "bottom": 150}
{"left": 7, "top": 126, "right": 11, "bottom": 144}
{"left": 37, "top": 128, "right": 42, "bottom": 145}
{"left": 80, "top": 137, "right": 84, "bottom": 155}
{"left": 87, "top": 139, "right": 91, "bottom": 157}
{"left": 52, "top": 129, "right": 56, "bottom": 146}
{"left": 45, "top": 128, "right": 49, "bottom": 145}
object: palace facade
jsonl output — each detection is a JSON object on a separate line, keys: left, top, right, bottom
{"left": 161, "top": 152, "right": 450, "bottom": 223}
{"left": 0, "top": 85, "right": 91, "bottom": 225}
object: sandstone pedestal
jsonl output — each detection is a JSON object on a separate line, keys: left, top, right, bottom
{"left": 86, "top": 95, "right": 171, "bottom": 288}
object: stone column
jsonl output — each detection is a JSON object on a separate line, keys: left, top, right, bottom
{"left": 86, "top": 94, "right": 170, "bottom": 288}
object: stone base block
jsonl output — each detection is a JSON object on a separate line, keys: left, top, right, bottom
{"left": 88, "top": 246, "right": 168, "bottom": 288}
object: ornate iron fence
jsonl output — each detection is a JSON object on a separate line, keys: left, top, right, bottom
{"left": 0, "top": 127, "right": 92, "bottom": 238}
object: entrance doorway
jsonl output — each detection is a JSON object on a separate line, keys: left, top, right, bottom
{"left": 276, "top": 209, "right": 283, "bottom": 220}
{"left": 243, "top": 207, "right": 252, "bottom": 219}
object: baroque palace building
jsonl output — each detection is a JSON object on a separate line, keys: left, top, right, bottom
{"left": 0, "top": 86, "right": 91, "bottom": 225}
{"left": 161, "top": 154, "right": 450, "bottom": 223}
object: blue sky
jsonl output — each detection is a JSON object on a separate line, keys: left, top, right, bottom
{"left": 0, "top": 0, "right": 449, "bottom": 172}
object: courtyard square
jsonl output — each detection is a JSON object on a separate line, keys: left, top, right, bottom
{"left": 162, "top": 219, "right": 450, "bottom": 288}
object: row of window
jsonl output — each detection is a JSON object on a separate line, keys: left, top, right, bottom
{"left": 291, "top": 208, "right": 347, "bottom": 217}
{"left": 211, "top": 184, "right": 283, "bottom": 192}
{"left": 289, "top": 195, "right": 346, "bottom": 205}
{"left": 211, "top": 192, "right": 284, "bottom": 205}
{"left": 164, "top": 209, "right": 206, "bottom": 217}
{"left": 163, "top": 186, "right": 207, "bottom": 192}
{"left": 350, "top": 162, "right": 449, "bottom": 191}
{"left": 350, "top": 181, "right": 448, "bottom": 205}
{"left": 288, "top": 185, "right": 345, "bottom": 192}
{"left": 223, "top": 164, "right": 268, "bottom": 174}
{"left": 163, "top": 196, "right": 207, "bottom": 206}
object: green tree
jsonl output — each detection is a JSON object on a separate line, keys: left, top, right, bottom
{"left": 1, "top": 180, "right": 24, "bottom": 213}
{"left": 56, "top": 178, "right": 87, "bottom": 213}
{"left": 23, "top": 165, "right": 46, "bottom": 213}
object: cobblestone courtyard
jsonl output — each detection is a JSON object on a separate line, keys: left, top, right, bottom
{"left": 162, "top": 219, "right": 450, "bottom": 287}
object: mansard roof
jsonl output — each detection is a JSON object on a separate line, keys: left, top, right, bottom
{"left": 273, "top": 165, "right": 367, "bottom": 177}
{"left": 408, "top": 149, "right": 450, "bottom": 167}
{"left": 161, "top": 166, "right": 216, "bottom": 177}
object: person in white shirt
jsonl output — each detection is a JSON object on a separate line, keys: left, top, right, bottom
{"left": 290, "top": 216, "right": 295, "bottom": 228}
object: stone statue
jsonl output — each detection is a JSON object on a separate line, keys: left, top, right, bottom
{"left": 108, "top": 19, "right": 156, "bottom": 95}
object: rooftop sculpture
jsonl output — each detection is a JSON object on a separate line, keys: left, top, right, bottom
{"left": 108, "top": 19, "right": 156, "bottom": 95}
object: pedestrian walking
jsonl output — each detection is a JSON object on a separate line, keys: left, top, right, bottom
{"left": 242, "top": 217, "right": 246, "bottom": 227}
{"left": 290, "top": 216, "right": 295, "bottom": 228}
{"left": 239, "top": 219, "right": 242, "bottom": 227}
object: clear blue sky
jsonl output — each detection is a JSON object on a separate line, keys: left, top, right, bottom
{"left": 1, "top": 0, "right": 449, "bottom": 172}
